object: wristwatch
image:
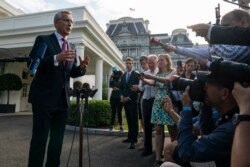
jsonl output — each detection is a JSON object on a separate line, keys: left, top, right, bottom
{"left": 233, "top": 114, "right": 250, "bottom": 126}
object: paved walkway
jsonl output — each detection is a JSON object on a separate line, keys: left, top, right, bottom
{"left": 0, "top": 112, "right": 170, "bottom": 167}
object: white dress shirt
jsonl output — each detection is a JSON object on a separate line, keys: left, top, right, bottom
{"left": 139, "top": 68, "right": 158, "bottom": 99}
{"left": 53, "top": 31, "right": 68, "bottom": 66}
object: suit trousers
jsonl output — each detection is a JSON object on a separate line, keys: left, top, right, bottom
{"left": 124, "top": 100, "right": 138, "bottom": 143}
{"left": 110, "top": 98, "right": 123, "bottom": 126}
{"left": 28, "top": 105, "right": 68, "bottom": 167}
{"left": 142, "top": 98, "right": 154, "bottom": 152}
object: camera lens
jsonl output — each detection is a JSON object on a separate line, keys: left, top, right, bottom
{"left": 171, "top": 77, "right": 205, "bottom": 101}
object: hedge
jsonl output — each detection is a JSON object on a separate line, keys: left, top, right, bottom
{"left": 67, "top": 100, "right": 111, "bottom": 128}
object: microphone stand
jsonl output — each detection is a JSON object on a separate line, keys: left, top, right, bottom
{"left": 70, "top": 83, "right": 97, "bottom": 167}
{"left": 79, "top": 98, "right": 84, "bottom": 167}
{"left": 77, "top": 87, "right": 97, "bottom": 167}
{"left": 79, "top": 92, "right": 89, "bottom": 167}
{"left": 74, "top": 89, "right": 84, "bottom": 167}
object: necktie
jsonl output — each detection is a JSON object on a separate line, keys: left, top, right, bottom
{"left": 61, "top": 38, "right": 68, "bottom": 66}
{"left": 126, "top": 72, "right": 130, "bottom": 83}
{"left": 61, "top": 38, "right": 68, "bottom": 51}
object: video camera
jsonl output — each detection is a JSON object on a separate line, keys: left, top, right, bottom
{"left": 171, "top": 77, "right": 205, "bottom": 102}
{"left": 210, "top": 59, "right": 250, "bottom": 84}
{"left": 171, "top": 59, "right": 250, "bottom": 102}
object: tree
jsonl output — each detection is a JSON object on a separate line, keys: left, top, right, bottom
{"left": 0, "top": 73, "right": 22, "bottom": 104}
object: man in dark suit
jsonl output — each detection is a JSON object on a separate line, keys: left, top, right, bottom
{"left": 27, "top": 10, "right": 90, "bottom": 167}
{"left": 120, "top": 57, "right": 139, "bottom": 149}
{"left": 210, "top": 25, "right": 250, "bottom": 46}
{"left": 187, "top": 23, "right": 250, "bottom": 45}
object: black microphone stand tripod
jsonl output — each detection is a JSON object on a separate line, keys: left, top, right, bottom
{"left": 74, "top": 88, "right": 98, "bottom": 167}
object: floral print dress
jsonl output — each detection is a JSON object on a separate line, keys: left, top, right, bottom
{"left": 150, "top": 72, "right": 175, "bottom": 125}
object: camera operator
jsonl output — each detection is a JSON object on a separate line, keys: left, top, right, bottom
{"left": 177, "top": 71, "right": 239, "bottom": 167}
{"left": 109, "top": 67, "right": 123, "bottom": 131}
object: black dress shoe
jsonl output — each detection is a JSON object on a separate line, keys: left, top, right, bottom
{"left": 153, "top": 160, "right": 163, "bottom": 167}
{"left": 141, "top": 150, "right": 153, "bottom": 156}
{"left": 129, "top": 143, "right": 135, "bottom": 149}
{"left": 122, "top": 139, "right": 131, "bottom": 143}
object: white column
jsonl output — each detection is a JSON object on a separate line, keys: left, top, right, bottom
{"left": 70, "top": 43, "right": 85, "bottom": 89}
{"left": 107, "top": 67, "right": 113, "bottom": 100}
{"left": 94, "top": 58, "right": 103, "bottom": 100}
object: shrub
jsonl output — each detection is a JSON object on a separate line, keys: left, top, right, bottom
{"left": 0, "top": 73, "right": 22, "bottom": 104}
{"left": 67, "top": 100, "right": 111, "bottom": 128}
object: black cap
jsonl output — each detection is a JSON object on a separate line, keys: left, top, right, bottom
{"left": 197, "top": 71, "right": 234, "bottom": 90}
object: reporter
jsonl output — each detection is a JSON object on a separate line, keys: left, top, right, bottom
{"left": 168, "top": 9, "right": 250, "bottom": 65}
{"left": 231, "top": 82, "right": 250, "bottom": 167}
{"left": 138, "top": 54, "right": 158, "bottom": 156}
{"left": 145, "top": 54, "right": 177, "bottom": 167}
{"left": 188, "top": 23, "right": 250, "bottom": 46}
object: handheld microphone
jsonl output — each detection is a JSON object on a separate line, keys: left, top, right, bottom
{"left": 150, "top": 37, "right": 166, "bottom": 47}
{"left": 29, "top": 43, "right": 47, "bottom": 76}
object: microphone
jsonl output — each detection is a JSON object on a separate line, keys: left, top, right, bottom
{"left": 150, "top": 37, "right": 166, "bottom": 47}
{"left": 69, "top": 81, "right": 83, "bottom": 97}
{"left": 70, "top": 82, "right": 98, "bottom": 98}
{"left": 82, "top": 82, "right": 90, "bottom": 90}
{"left": 82, "top": 83, "right": 98, "bottom": 98}
{"left": 74, "top": 81, "right": 83, "bottom": 91}
{"left": 29, "top": 43, "right": 47, "bottom": 76}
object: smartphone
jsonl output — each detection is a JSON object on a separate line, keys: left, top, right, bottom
{"left": 177, "top": 61, "right": 182, "bottom": 68}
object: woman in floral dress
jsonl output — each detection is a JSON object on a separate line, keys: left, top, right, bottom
{"left": 142, "top": 54, "right": 177, "bottom": 167}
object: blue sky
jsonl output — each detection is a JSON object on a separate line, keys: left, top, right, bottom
{"left": 6, "top": 0, "right": 238, "bottom": 44}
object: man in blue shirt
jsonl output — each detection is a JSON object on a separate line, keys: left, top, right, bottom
{"left": 165, "top": 9, "right": 250, "bottom": 66}
{"left": 177, "top": 70, "right": 239, "bottom": 167}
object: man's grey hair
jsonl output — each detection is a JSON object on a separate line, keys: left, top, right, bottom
{"left": 54, "top": 10, "right": 72, "bottom": 23}
{"left": 148, "top": 54, "right": 158, "bottom": 61}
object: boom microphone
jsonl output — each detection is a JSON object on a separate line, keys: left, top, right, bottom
{"left": 29, "top": 43, "right": 47, "bottom": 77}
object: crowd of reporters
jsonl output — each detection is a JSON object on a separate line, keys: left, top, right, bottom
{"left": 108, "top": 8, "right": 250, "bottom": 167}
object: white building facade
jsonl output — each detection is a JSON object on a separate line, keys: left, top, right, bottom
{"left": 0, "top": 1, "right": 125, "bottom": 112}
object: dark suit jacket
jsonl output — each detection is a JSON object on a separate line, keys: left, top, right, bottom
{"left": 120, "top": 71, "right": 139, "bottom": 102}
{"left": 210, "top": 26, "right": 250, "bottom": 46}
{"left": 28, "top": 33, "right": 85, "bottom": 109}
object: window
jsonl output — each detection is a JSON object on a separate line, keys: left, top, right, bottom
{"left": 0, "top": 63, "right": 5, "bottom": 75}
{"left": 22, "top": 83, "right": 28, "bottom": 97}
{"left": 121, "top": 49, "right": 128, "bottom": 57}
